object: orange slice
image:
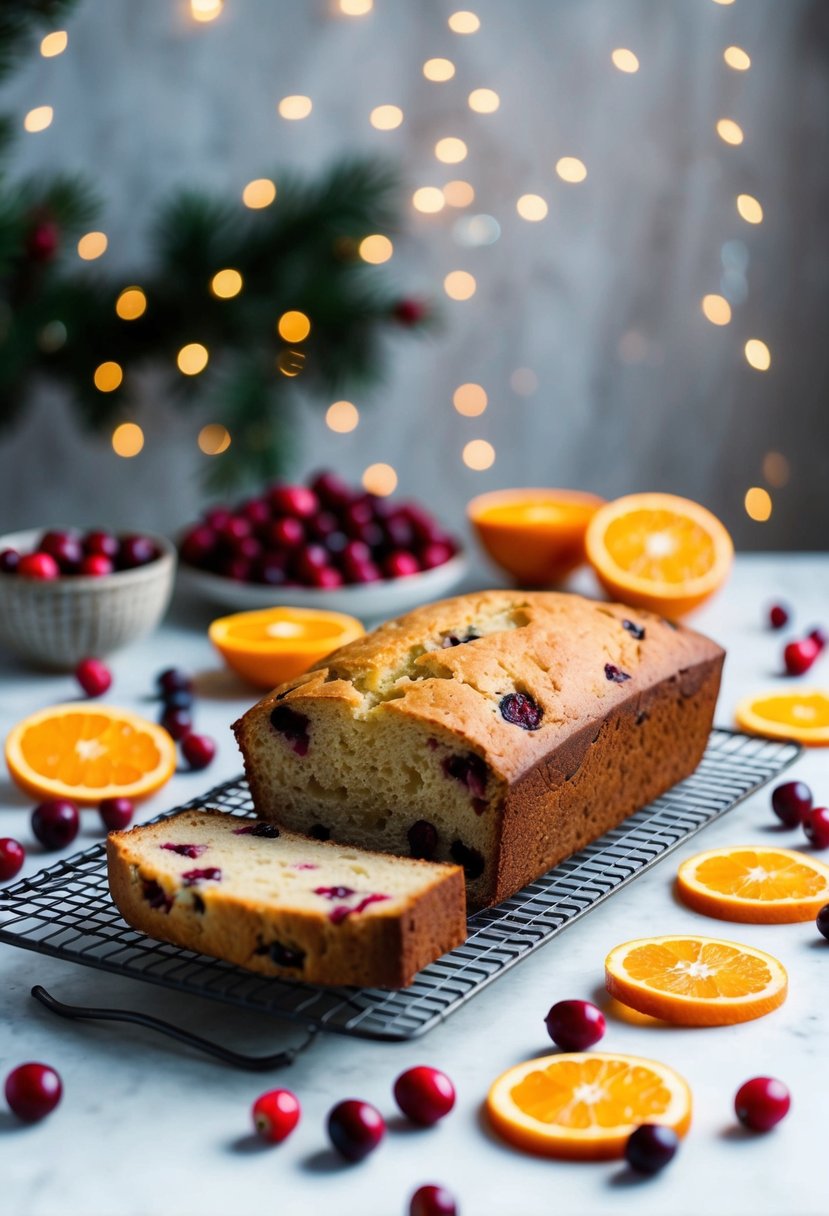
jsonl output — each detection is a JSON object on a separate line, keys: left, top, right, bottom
{"left": 209, "top": 606, "right": 364, "bottom": 689}
{"left": 5, "top": 704, "right": 177, "bottom": 804}
{"left": 585, "top": 492, "right": 733, "bottom": 617}
{"left": 735, "top": 689, "right": 829, "bottom": 746}
{"left": 605, "top": 935, "right": 787, "bottom": 1025}
{"left": 676, "top": 846, "right": 829, "bottom": 923}
{"left": 486, "top": 1052, "right": 691, "bottom": 1160}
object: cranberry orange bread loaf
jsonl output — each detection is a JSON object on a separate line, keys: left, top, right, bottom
{"left": 233, "top": 591, "right": 724, "bottom": 909}
{"left": 107, "top": 810, "right": 466, "bottom": 988}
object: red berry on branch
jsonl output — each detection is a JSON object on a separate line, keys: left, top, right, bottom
{"left": 393, "top": 298, "right": 429, "bottom": 326}
{"left": 26, "top": 220, "right": 60, "bottom": 263}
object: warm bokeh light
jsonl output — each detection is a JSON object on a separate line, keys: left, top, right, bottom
{"left": 77, "top": 231, "right": 108, "bottom": 260}
{"left": 763, "top": 451, "right": 790, "bottom": 488}
{"left": 724, "top": 45, "right": 751, "bottom": 70}
{"left": 611, "top": 48, "right": 639, "bottom": 73}
{"left": 449, "top": 11, "right": 480, "bottom": 34}
{"left": 453, "top": 383, "right": 488, "bottom": 417}
{"left": 40, "top": 31, "right": 68, "bottom": 57}
{"left": 444, "top": 270, "right": 477, "bottom": 300}
{"left": 278, "top": 311, "right": 311, "bottom": 342}
{"left": 326, "top": 400, "right": 360, "bottom": 433}
{"left": 177, "top": 343, "right": 209, "bottom": 375}
{"left": 435, "top": 137, "right": 467, "bottom": 164}
{"left": 462, "top": 439, "right": 495, "bottom": 470}
{"left": 362, "top": 463, "right": 398, "bottom": 496}
{"left": 443, "top": 180, "right": 475, "bottom": 208}
{"left": 24, "top": 106, "right": 53, "bottom": 133}
{"left": 111, "top": 422, "right": 143, "bottom": 457}
{"left": 370, "top": 104, "right": 403, "bottom": 130}
{"left": 701, "top": 294, "right": 732, "bottom": 326}
{"left": 716, "top": 118, "right": 744, "bottom": 146}
{"left": 412, "top": 186, "right": 445, "bottom": 214}
{"left": 198, "top": 424, "right": 231, "bottom": 455}
{"left": 94, "top": 362, "right": 123, "bottom": 393}
{"left": 737, "top": 194, "right": 763, "bottom": 224}
{"left": 468, "top": 88, "right": 500, "bottom": 113}
{"left": 115, "top": 287, "right": 147, "bottom": 321}
{"left": 278, "top": 95, "right": 313, "bottom": 120}
{"left": 711, "top": 0, "right": 735, "bottom": 6}
{"left": 745, "top": 487, "right": 772, "bottom": 522}
{"left": 339, "top": 0, "right": 373, "bottom": 13}
{"left": 277, "top": 349, "right": 305, "bottom": 377}
{"left": 510, "top": 367, "right": 538, "bottom": 396}
{"left": 745, "top": 339, "right": 771, "bottom": 371}
{"left": 423, "top": 57, "right": 455, "bottom": 81}
{"left": 516, "top": 194, "right": 548, "bottom": 221}
{"left": 242, "top": 178, "right": 276, "bottom": 209}
{"left": 359, "top": 234, "right": 393, "bottom": 264}
{"left": 191, "top": 0, "right": 223, "bottom": 20}
{"left": 556, "top": 156, "right": 587, "bottom": 183}
{"left": 211, "top": 268, "right": 243, "bottom": 298}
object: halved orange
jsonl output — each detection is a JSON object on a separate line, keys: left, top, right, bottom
{"left": 209, "top": 606, "right": 364, "bottom": 689}
{"left": 486, "top": 1052, "right": 691, "bottom": 1160}
{"left": 5, "top": 704, "right": 177, "bottom": 804}
{"left": 677, "top": 846, "right": 829, "bottom": 924}
{"left": 585, "top": 492, "right": 733, "bottom": 617}
{"left": 605, "top": 935, "right": 787, "bottom": 1025}
{"left": 467, "top": 488, "right": 605, "bottom": 585}
{"left": 735, "top": 689, "right": 829, "bottom": 746}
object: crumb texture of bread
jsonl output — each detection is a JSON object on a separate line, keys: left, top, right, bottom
{"left": 106, "top": 810, "right": 466, "bottom": 988}
{"left": 233, "top": 590, "right": 725, "bottom": 908}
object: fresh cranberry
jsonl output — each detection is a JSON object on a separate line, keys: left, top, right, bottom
{"left": 784, "top": 638, "right": 820, "bottom": 676}
{"left": 308, "top": 511, "right": 339, "bottom": 540}
{"left": 0, "top": 548, "right": 20, "bottom": 573}
{"left": 403, "top": 502, "right": 442, "bottom": 541}
{"left": 252, "top": 1088, "right": 301, "bottom": 1143}
{"left": 500, "top": 692, "right": 544, "bottom": 731}
{"left": 204, "top": 506, "right": 232, "bottom": 532}
{"left": 32, "top": 800, "right": 79, "bottom": 850}
{"left": 342, "top": 539, "right": 372, "bottom": 566}
{"left": 384, "top": 513, "right": 416, "bottom": 550}
{"left": 771, "top": 780, "right": 812, "bottom": 827}
{"left": 450, "top": 840, "right": 485, "bottom": 879}
{"left": 157, "top": 668, "right": 193, "bottom": 697}
{"left": 355, "top": 521, "right": 385, "bottom": 550}
{"left": 393, "top": 298, "right": 428, "bottom": 326}
{"left": 181, "top": 733, "right": 216, "bottom": 770}
{"left": 218, "top": 554, "right": 252, "bottom": 582}
{"left": 409, "top": 1186, "right": 457, "bottom": 1216}
{"left": 269, "top": 485, "right": 319, "bottom": 519}
{"left": 311, "top": 471, "right": 354, "bottom": 510}
{"left": 327, "top": 1099, "right": 385, "bottom": 1162}
{"left": 816, "top": 903, "right": 829, "bottom": 941}
{"left": 382, "top": 550, "right": 419, "bottom": 579}
{"left": 118, "top": 534, "right": 158, "bottom": 569}
{"left": 255, "top": 554, "right": 288, "bottom": 585}
{"left": 408, "top": 820, "right": 438, "bottom": 860}
{"left": 4, "top": 1063, "right": 62, "bottom": 1122}
{"left": 342, "top": 499, "right": 376, "bottom": 535}
{"left": 307, "top": 565, "right": 344, "bottom": 590}
{"left": 324, "top": 529, "right": 349, "bottom": 556}
{"left": 99, "top": 797, "right": 134, "bottom": 831}
{"left": 624, "top": 1124, "right": 679, "bottom": 1174}
{"left": 292, "top": 543, "right": 330, "bottom": 581}
{"left": 809, "top": 626, "right": 828, "bottom": 651}
{"left": 234, "top": 535, "right": 263, "bottom": 563}
{"left": 80, "top": 554, "right": 114, "bottom": 577}
{"left": 768, "top": 604, "right": 790, "bottom": 630}
{"left": 735, "top": 1077, "right": 791, "bottom": 1131}
{"left": 179, "top": 524, "right": 217, "bottom": 567}
{"left": 271, "top": 705, "right": 311, "bottom": 755}
{"left": 17, "top": 551, "right": 60, "bottom": 580}
{"left": 40, "top": 531, "right": 83, "bottom": 572}
{"left": 84, "top": 530, "right": 120, "bottom": 560}
{"left": 0, "top": 838, "right": 25, "bottom": 882}
{"left": 605, "top": 663, "right": 631, "bottom": 683}
{"left": 545, "top": 999, "right": 606, "bottom": 1051}
{"left": 419, "top": 542, "right": 455, "bottom": 570}
{"left": 266, "top": 517, "right": 305, "bottom": 549}
{"left": 394, "top": 1066, "right": 456, "bottom": 1126}
{"left": 344, "top": 558, "right": 382, "bottom": 585}
{"left": 75, "top": 657, "right": 112, "bottom": 698}
{"left": 241, "top": 498, "right": 272, "bottom": 528}
{"left": 803, "top": 806, "right": 829, "bottom": 849}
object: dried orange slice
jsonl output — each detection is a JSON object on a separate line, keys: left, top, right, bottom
{"left": 5, "top": 704, "right": 177, "bottom": 804}
{"left": 677, "top": 846, "right": 829, "bottom": 924}
{"left": 486, "top": 1052, "right": 691, "bottom": 1160}
{"left": 735, "top": 689, "right": 829, "bottom": 746}
{"left": 585, "top": 492, "right": 733, "bottom": 617}
{"left": 605, "top": 935, "right": 787, "bottom": 1025}
{"left": 209, "top": 606, "right": 364, "bottom": 689}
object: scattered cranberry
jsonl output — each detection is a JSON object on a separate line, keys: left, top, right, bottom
{"left": 734, "top": 1077, "right": 791, "bottom": 1131}
{"left": 409, "top": 1185, "right": 457, "bottom": 1216}
{"left": 75, "top": 657, "right": 112, "bottom": 698}
{"left": 84, "top": 530, "right": 120, "bottom": 560}
{"left": 32, "top": 800, "right": 80, "bottom": 851}
{"left": 803, "top": 806, "right": 829, "bottom": 849}
{"left": 771, "top": 780, "right": 812, "bottom": 827}
{"left": 809, "top": 626, "right": 828, "bottom": 652}
{"left": 4, "top": 1062, "right": 62, "bottom": 1122}
{"left": 0, "top": 838, "right": 25, "bottom": 882}
{"left": 181, "top": 733, "right": 216, "bottom": 771}
{"left": 252, "top": 1088, "right": 301, "bottom": 1143}
{"left": 157, "top": 668, "right": 193, "bottom": 697}
{"left": 161, "top": 707, "right": 193, "bottom": 740}
{"left": 99, "top": 797, "right": 134, "bottom": 832}
{"left": 816, "top": 903, "right": 829, "bottom": 941}
{"left": 0, "top": 548, "right": 20, "bottom": 573}
{"left": 80, "top": 554, "right": 114, "bottom": 577}
{"left": 327, "top": 1099, "right": 385, "bottom": 1162}
{"left": 17, "top": 552, "right": 60, "bottom": 580}
{"left": 393, "top": 298, "right": 428, "bottom": 326}
{"left": 118, "top": 534, "right": 158, "bottom": 569}
{"left": 269, "top": 485, "right": 319, "bottom": 519}
{"left": 624, "top": 1124, "right": 679, "bottom": 1174}
{"left": 544, "top": 999, "right": 606, "bottom": 1051}
{"left": 768, "top": 604, "right": 790, "bottom": 630}
{"left": 784, "top": 638, "right": 820, "bottom": 677}
{"left": 394, "top": 1067, "right": 456, "bottom": 1126}
{"left": 383, "top": 550, "right": 420, "bottom": 579}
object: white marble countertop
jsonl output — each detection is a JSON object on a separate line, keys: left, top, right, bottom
{"left": 2, "top": 555, "right": 828, "bottom": 1216}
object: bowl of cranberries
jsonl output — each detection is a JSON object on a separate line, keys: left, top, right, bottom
{"left": 0, "top": 527, "right": 176, "bottom": 668}
{"left": 177, "top": 471, "right": 467, "bottom": 617}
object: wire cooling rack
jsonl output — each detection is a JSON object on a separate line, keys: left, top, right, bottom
{"left": 0, "top": 729, "right": 799, "bottom": 1043}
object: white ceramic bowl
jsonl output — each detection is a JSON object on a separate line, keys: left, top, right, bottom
{"left": 0, "top": 528, "right": 177, "bottom": 669}
{"left": 179, "top": 552, "right": 468, "bottom": 621}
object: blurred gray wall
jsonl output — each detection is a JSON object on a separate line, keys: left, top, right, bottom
{"left": 1, "top": 0, "right": 828, "bottom": 549}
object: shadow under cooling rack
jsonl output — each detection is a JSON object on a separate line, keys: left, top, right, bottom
{"left": 0, "top": 728, "right": 799, "bottom": 1042}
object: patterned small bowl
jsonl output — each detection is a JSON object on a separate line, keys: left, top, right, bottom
{"left": 0, "top": 529, "right": 176, "bottom": 669}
